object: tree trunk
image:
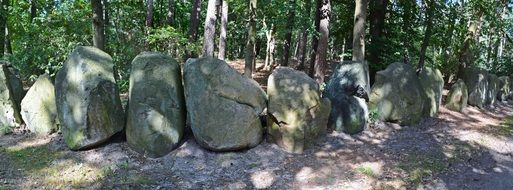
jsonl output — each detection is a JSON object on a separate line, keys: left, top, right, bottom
{"left": 352, "top": 0, "right": 368, "bottom": 62}
{"left": 30, "top": 0, "right": 37, "bottom": 22}
{"left": 282, "top": 0, "right": 295, "bottom": 66}
{"left": 188, "top": 0, "right": 202, "bottom": 41}
{"left": 146, "top": 0, "right": 154, "bottom": 29}
{"left": 308, "top": 0, "right": 322, "bottom": 77}
{"left": 368, "top": 0, "right": 387, "bottom": 65}
{"left": 91, "top": 0, "right": 105, "bottom": 51}
{"left": 244, "top": 0, "right": 257, "bottom": 78}
{"left": 104, "top": 0, "right": 109, "bottom": 53}
{"left": 313, "top": 0, "right": 330, "bottom": 84}
{"left": 417, "top": 0, "right": 434, "bottom": 74}
{"left": 202, "top": 0, "right": 217, "bottom": 57}
{"left": 296, "top": 0, "right": 311, "bottom": 71}
{"left": 4, "top": 26, "right": 11, "bottom": 54}
{"left": 457, "top": 11, "right": 483, "bottom": 77}
{"left": 167, "top": 0, "right": 175, "bottom": 26}
{"left": 218, "top": 0, "right": 228, "bottom": 60}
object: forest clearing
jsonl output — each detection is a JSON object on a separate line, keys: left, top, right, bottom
{"left": 1, "top": 0, "right": 513, "bottom": 189}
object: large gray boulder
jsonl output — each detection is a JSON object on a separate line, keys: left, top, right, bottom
{"left": 126, "top": 52, "right": 185, "bottom": 158}
{"left": 498, "top": 76, "right": 510, "bottom": 102}
{"left": 419, "top": 67, "right": 444, "bottom": 117}
{"left": 55, "top": 46, "right": 125, "bottom": 150}
{"left": 267, "top": 67, "right": 331, "bottom": 153}
{"left": 461, "top": 68, "right": 488, "bottom": 108}
{"left": 369, "top": 63, "right": 427, "bottom": 125}
{"left": 445, "top": 79, "right": 468, "bottom": 112}
{"left": 324, "top": 61, "right": 369, "bottom": 134}
{"left": 0, "top": 64, "right": 23, "bottom": 128}
{"left": 0, "top": 62, "right": 26, "bottom": 107}
{"left": 184, "top": 57, "right": 266, "bottom": 151}
{"left": 486, "top": 74, "right": 498, "bottom": 106}
{"left": 20, "top": 74, "right": 58, "bottom": 135}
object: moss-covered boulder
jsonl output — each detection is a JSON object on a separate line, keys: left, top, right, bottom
{"left": 0, "top": 61, "right": 26, "bottom": 107}
{"left": 419, "top": 67, "right": 444, "bottom": 117}
{"left": 461, "top": 68, "right": 488, "bottom": 108}
{"left": 55, "top": 46, "right": 125, "bottom": 150}
{"left": 20, "top": 74, "right": 58, "bottom": 135}
{"left": 486, "top": 74, "right": 498, "bottom": 106}
{"left": 446, "top": 79, "right": 468, "bottom": 112}
{"left": 498, "top": 76, "right": 510, "bottom": 102}
{"left": 324, "top": 61, "right": 369, "bottom": 134}
{"left": 0, "top": 64, "right": 23, "bottom": 128}
{"left": 267, "top": 67, "right": 331, "bottom": 153}
{"left": 184, "top": 57, "right": 266, "bottom": 151}
{"left": 369, "top": 63, "right": 427, "bottom": 125}
{"left": 126, "top": 52, "right": 185, "bottom": 158}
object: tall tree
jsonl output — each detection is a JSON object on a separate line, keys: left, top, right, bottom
{"left": 146, "top": 0, "right": 154, "bottom": 29}
{"left": 30, "top": 0, "right": 37, "bottom": 22}
{"left": 457, "top": 10, "right": 483, "bottom": 77}
{"left": 167, "top": 0, "right": 174, "bottom": 26}
{"left": 308, "top": 0, "right": 322, "bottom": 77}
{"left": 417, "top": 0, "right": 435, "bottom": 73}
{"left": 202, "top": 0, "right": 217, "bottom": 57}
{"left": 313, "top": 0, "right": 331, "bottom": 83}
{"left": 218, "top": 0, "right": 228, "bottom": 60}
{"left": 282, "top": 0, "right": 296, "bottom": 66}
{"left": 188, "top": 0, "right": 202, "bottom": 41}
{"left": 244, "top": 0, "right": 257, "bottom": 78}
{"left": 91, "top": 0, "right": 105, "bottom": 50}
{"left": 352, "top": 0, "right": 368, "bottom": 61}
{"left": 296, "top": 0, "right": 312, "bottom": 71}
{"left": 368, "top": 0, "right": 387, "bottom": 83}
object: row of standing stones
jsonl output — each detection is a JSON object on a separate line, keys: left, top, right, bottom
{"left": 0, "top": 46, "right": 511, "bottom": 158}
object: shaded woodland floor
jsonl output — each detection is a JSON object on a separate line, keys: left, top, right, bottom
{"left": 1, "top": 60, "right": 513, "bottom": 189}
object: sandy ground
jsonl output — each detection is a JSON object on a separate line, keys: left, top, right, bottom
{"left": 1, "top": 60, "right": 512, "bottom": 190}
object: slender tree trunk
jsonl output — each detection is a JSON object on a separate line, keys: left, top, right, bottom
{"left": 202, "top": 0, "right": 217, "bottom": 57}
{"left": 0, "top": 0, "right": 9, "bottom": 56}
{"left": 146, "top": 0, "right": 154, "bottom": 29}
{"left": 30, "top": 0, "right": 37, "bottom": 22}
{"left": 218, "top": 0, "right": 228, "bottom": 60}
{"left": 104, "top": 0, "right": 109, "bottom": 53}
{"left": 282, "top": 0, "right": 295, "bottom": 66}
{"left": 457, "top": 11, "right": 482, "bottom": 77}
{"left": 296, "top": 0, "right": 311, "bottom": 71}
{"left": 313, "top": 0, "right": 330, "bottom": 84}
{"left": 91, "top": 0, "right": 105, "bottom": 50}
{"left": 4, "top": 26, "right": 11, "bottom": 54}
{"left": 244, "top": 0, "right": 257, "bottom": 78}
{"left": 309, "top": 0, "right": 322, "bottom": 77}
{"left": 167, "top": 0, "right": 175, "bottom": 26}
{"left": 417, "top": 0, "right": 434, "bottom": 74}
{"left": 188, "top": 0, "right": 202, "bottom": 41}
{"left": 352, "top": 0, "right": 368, "bottom": 61}
{"left": 368, "top": 0, "right": 387, "bottom": 64}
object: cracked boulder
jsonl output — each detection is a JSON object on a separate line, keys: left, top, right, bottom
{"left": 267, "top": 67, "right": 331, "bottom": 153}
{"left": 324, "top": 61, "right": 369, "bottom": 134}
{"left": 446, "top": 79, "right": 468, "bottom": 112}
{"left": 486, "top": 74, "right": 498, "bottom": 106}
{"left": 183, "top": 57, "right": 266, "bottom": 151}
{"left": 55, "top": 46, "right": 125, "bottom": 150}
{"left": 461, "top": 68, "right": 488, "bottom": 108}
{"left": 369, "top": 63, "right": 427, "bottom": 125}
{"left": 498, "top": 76, "right": 510, "bottom": 102}
{"left": 21, "top": 74, "right": 59, "bottom": 135}
{"left": 126, "top": 52, "right": 186, "bottom": 158}
{"left": 419, "top": 67, "right": 444, "bottom": 117}
{"left": 0, "top": 64, "right": 23, "bottom": 129}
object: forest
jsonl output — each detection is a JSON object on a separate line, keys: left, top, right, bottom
{"left": 1, "top": 0, "right": 513, "bottom": 189}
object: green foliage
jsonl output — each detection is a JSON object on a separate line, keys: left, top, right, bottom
{"left": 147, "top": 26, "right": 201, "bottom": 61}
{"left": 369, "top": 107, "right": 380, "bottom": 123}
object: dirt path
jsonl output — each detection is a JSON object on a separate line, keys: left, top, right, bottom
{"left": 1, "top": 61, "right": 513, "bottom": 189}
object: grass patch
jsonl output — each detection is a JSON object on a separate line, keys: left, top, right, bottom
{"left": 398, "top": 153, "right": 447, "bottom": 188}
{"left": 487, "top": 116, "right": 513, "bottom": 137}
{"left": 355, "top": 165, "right": 376, "bottom": 177}
{"left": 2, "top": 144, "right": 62, "bottom": 172}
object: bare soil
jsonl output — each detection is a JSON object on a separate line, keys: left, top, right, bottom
{"left": 1, "top": 60, "right": 512, "bottom": 190}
